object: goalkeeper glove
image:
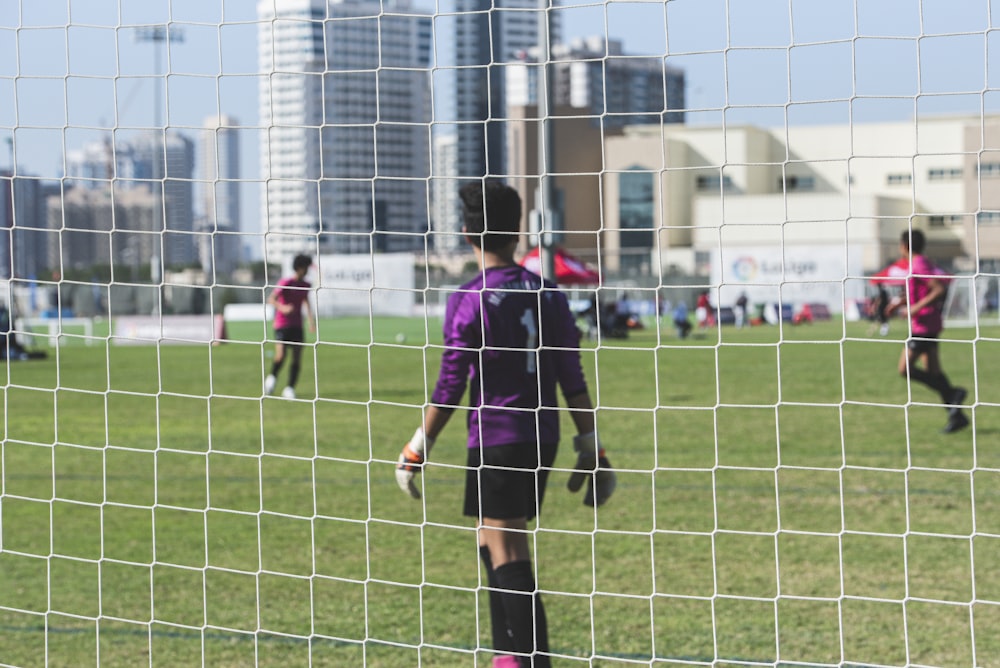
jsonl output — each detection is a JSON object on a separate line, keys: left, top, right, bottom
{"left": 395, "top": 427, "right": 434, "bottom": 499}
{"left": 567, "top": 432, "right": 617, "bottom": 507}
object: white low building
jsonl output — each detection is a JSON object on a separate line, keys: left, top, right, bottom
{"left": 599, "top": 114, "right": 1000, "bottom": 282}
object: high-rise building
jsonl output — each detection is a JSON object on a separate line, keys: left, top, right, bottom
{"left": 258, "top": 0, "right": 433, "bottom": 261}
{"left": 129, "top": 132, "right": 197, "bottom": 270}
{"left": 502, "top": 39, "right": 685, "bottom": 269}
{"left": 426, "top": 0, "right": 561, "bottom": 255}
{"left": 1, "top": 173, "right": 51, "bottom": 280}
{"left": 64, "top": 132, "right": 196, "bottom": 270}
{"left": 46, "top": 185, "right": 161, "bottom": 278}
{"left": 65, "top": 140, "right": 118, "bottom": 188}
{"left": 506, "top": 37, "right": 686, "bottom": 128}
{"left": 430, "top": 133, "right": 462, "bottom": 252}
{"left": 198, "top": 115, "right": 243, "bottom": 278}
{"left": 452, "top": 0, "right": 561, "bottom": 181}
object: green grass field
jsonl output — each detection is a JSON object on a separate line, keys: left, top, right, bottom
{"left": 2, "top": 315, "right": 999, "bottom": 667}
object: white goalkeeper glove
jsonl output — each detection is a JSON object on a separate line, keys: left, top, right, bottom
{"left": 567, "top": 431, "right": 616, "bottom": 507}
{"left": 395, "top": 427, "right": 434, "bottom": 499}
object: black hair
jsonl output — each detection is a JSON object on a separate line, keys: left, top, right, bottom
{"left": 459, "top": 180, "right": 521, "bottom": 252}
{"left": 901, "top": 228, "right": 926, "bottom": 254}
{"left": 292, "top": 254, "right": 312, "bottom": 272}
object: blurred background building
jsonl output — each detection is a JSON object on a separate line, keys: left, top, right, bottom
{"left": 257, "top": 0, "right": 433, "bottom": 261}
{"left": 197, "top": 115, "right": 243, "bottom": 279}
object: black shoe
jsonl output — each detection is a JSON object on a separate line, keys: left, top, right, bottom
{"left": 941, "top": 412, "right": 970, "bottom": 434}
{"left": 948, "top": 387, "right": 968, "bottom": 414}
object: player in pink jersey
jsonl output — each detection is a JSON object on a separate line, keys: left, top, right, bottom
{"left": 264, "top": 254, "right": 315, "bottom": 399}
{"left": 885, "top": 229, "right": 969, "bottom": 434}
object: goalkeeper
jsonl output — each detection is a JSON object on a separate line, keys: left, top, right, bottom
{"left": 395, "top": 180, "right": 615, "bottom": 668}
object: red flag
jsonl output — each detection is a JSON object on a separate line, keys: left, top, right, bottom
{"left": 520, "top": 246, "right": 601, "bottom": 285}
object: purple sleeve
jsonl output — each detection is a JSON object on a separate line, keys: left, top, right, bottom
{"left": 431, "top": 291, "right": 479, "bottom": 407}
{"left": 544, "top": 290, "right": 589, "bottom": 400}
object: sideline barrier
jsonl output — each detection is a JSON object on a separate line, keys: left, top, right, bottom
{"left": 19, "top": 317, "right": 95, "bottom": 347}
{"left": 113, "top": 315, "right": 215, "bottom": 345}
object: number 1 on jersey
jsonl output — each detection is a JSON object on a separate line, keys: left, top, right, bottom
{"left": 520, "top": 308, "right": 538, "bottom": 374}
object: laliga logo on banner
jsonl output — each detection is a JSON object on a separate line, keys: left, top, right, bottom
{"left": 732, "top": 257, "right": 757, "bottom": 282}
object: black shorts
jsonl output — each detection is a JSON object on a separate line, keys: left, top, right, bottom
{"left": 275, "top": 326, "right": 305, "bottom": 344}
{"left": 463, "top": 442, "right": 558, "bottom": 521}
{"left": 907, "top": 334, "right": 939, "bottom": 356}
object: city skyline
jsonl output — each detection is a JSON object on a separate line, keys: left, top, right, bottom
{"left": 3, "top": 0, "right": 1000, "bottom": 259}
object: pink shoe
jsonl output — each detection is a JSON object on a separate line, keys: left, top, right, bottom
{"left": 492, "top": 656, "right": 521, "bottom": 668}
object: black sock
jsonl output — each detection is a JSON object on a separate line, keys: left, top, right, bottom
{"left": 493, "top": 561, "right": 550, "bottom": 668}
{"left": 288, "top": 360, "right": 301, "bottom": 388}
{"left": 269, "top": 358, "right": 284, "bottom": 378}
{"left": 480, "top": 546, "right": 514, "bottom": 654}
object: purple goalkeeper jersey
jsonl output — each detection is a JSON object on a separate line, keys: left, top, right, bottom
{"left": 431, "top": 264, "right": 589, "bottom": 449}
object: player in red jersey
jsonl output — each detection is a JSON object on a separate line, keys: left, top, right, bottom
{"left": 885, "top": 229, "right": 968, "bottom": 433}
{"left": 264, "top": 254, "right": 315, "bottom": 399}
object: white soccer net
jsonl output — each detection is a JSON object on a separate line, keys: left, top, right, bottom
{"left": 2, "top": 0, "right": 997, "bottom": 666}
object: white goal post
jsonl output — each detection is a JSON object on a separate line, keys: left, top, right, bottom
{"left": 943, "top": 274, "right": 1000, "bottom": 328}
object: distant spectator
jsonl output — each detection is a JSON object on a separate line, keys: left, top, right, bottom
{"left": 580, "top": 293, "right": 598, "bottom": 340}
{"left": 735, "top": 292, "right": 749, "bottom": 328}
{"left": 673, "top": 301, "right": 692, "bottom": 339}
{"left": 601, "top": 298, "right": 629, "bottom": 339}
{"left": 695, "top": 291, "right": 715, "bottom": 328}
{"left": 658, "top": 294, "right": 672, "bottom": 327}
{"left": 793, "top": 303, "right": 813, "bottom": 325}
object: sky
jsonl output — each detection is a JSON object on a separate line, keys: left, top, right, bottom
{"left": 3, "top": 0, "right": 1000, "bottom": 240}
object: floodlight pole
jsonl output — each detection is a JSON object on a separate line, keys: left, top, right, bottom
{"left": 134, "top": 24, "right": 186, "bottom": 192}
{"left": 134, "top": 25, "right": 184, "bottom": 299}
{"left": 135, "top": 25, "right": 186, "bottom": 130}
{"left": 536, "top": 0, "right": 558, "bottom": 283}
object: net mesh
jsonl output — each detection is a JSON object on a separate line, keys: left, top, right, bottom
{"left": 1, "top": 0, "right": 997, "bottom": 666}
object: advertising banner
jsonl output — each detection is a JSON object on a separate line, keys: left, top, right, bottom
{"left": 310, "top": 253, "right": 415, "bottom": 317}
{"left": 711, "top": 245, "right": 864, "bottom": 314}
{"left": 114, "top": 315, "right": 215, "bottom": 344}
